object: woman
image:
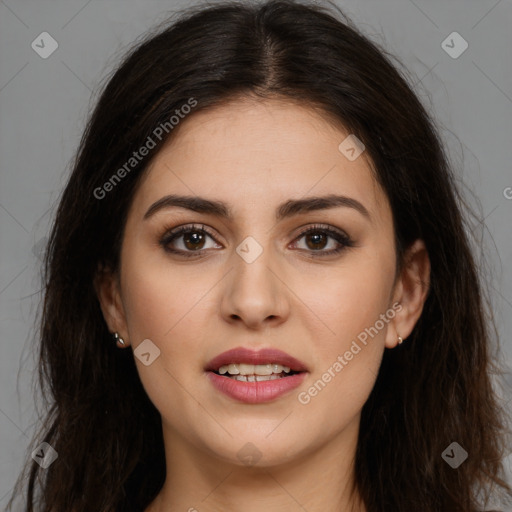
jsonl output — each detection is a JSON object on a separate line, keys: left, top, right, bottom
{"left": 7, "top": 1, "right": 511, "bottom": 511}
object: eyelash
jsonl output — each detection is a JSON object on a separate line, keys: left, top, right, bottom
{"left": 159, "top": 223, "right": 354, "bottom": 258}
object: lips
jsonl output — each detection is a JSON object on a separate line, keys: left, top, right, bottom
{"left": 205, "top": 347, "right": 308, "bottom": 373}
{"left": 205, "top": 347, "right": 308, "bottom": 404}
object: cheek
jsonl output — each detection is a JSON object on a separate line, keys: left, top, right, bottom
{"left": 295, "top": 252, "right": 394, "bottom": 418}
{"left": 120, "top": 243, "right": 201, "bottom": 341}
{"left": 119, "top": 249, "right": 209, "bottom": 429}
{"left": 306, "top": 253, "right": 395, "bottom": 354}
{"left": 119, "top": 245, "right": 214, "bottom": 393}
{"left": 121, "top": 271, "right": 172, "bottom": 341}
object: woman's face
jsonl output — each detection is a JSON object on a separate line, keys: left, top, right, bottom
{"left": 100, "top": 98, "right": 424, "bottom": 468}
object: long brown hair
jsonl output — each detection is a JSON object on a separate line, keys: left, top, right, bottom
{"left": 6, "top": 1, "right": 511, "bottom": 510}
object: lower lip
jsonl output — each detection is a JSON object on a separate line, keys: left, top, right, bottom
{"left": 207, "top": 371, "right": 307, "bottom": 404}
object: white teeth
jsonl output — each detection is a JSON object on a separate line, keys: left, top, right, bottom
{"left": 254, "top": 364, "right": 273, "bottom": 375}
{"left": 228, "top": 364, "right": 239, "bottom": 375}
{"left": 217, "top": 363, "right": 293, "bottom": 376}
{"left": 238, "top": 363, "right": 255, "bottom": 375}
{"left": 233, "top": 374, "right": 283, "bottom": 382}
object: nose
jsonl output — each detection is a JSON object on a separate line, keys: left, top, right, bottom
{"left": 220, "top": 241, "right": 290, "bottom": 330}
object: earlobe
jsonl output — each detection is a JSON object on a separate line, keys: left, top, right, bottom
{"left": 385, "top": 239, "right": 430, "bottom": 349}
{"left": 93, "top": 266, "right": 129, "bottom": 343}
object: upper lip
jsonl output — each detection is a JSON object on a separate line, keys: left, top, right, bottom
{"left": 205, "top": 347, "right": 308, "bottom": 372}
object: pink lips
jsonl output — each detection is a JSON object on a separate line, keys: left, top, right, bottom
{"left": 205, "top": 347, "right": 308, "bottom": 404}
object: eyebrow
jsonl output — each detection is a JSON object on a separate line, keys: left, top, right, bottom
{"left": 143, "top": 193, "right": 371, "bottom": 222}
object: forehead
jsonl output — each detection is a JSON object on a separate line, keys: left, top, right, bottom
{"left": 133, "top": 98, "right": 388, "bottom": 223}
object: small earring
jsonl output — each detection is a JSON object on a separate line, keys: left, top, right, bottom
{"left": 397, "top": 335, "right": 403, "bottom": 345}
{"left": 113, "top": 332, "right": 125, "bottom": 347}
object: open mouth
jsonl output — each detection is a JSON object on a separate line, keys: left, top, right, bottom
{"left": 205, "top": 347, "right": 308, "bottom": 402}
{"left": 212, "top": 363, "right": 301, "bottom": 382}
{"left": 205, "top": 350, "right": 308, "bottom": 403}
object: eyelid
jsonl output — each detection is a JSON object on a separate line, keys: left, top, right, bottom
{"left": 293, "top": 223, "right": 350, "bottom": 240}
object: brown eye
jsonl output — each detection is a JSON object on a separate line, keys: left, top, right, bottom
{"left": 291, "top": 225, "right": 354, "bottom": 257}
{"left": 160, "top": 224, "right": 222, "bottom": 257}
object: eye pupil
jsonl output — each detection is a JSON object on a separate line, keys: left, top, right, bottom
{"left": 184, "top": 231, "right": 205, "bottom": 250}
{"left": 306, "top": 232, "right": 327, "bottom": 250}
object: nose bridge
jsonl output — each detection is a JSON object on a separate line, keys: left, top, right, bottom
{"left": 233, "top": 234, "right": 278, "bottom": 299}
{"left": 221, "top": 233, "right": 288, "bottom": 326}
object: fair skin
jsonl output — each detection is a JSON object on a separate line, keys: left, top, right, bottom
{"left": 96, "top": 97, "right": 430, "bottom": 512}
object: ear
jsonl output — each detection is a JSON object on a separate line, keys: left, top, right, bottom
{"left": 385, "top": 239, "right": 430, "bottom": 349}
{"left": 93, "top": 265, "right": 129, "bottom": 345}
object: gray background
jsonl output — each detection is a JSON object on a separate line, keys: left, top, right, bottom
{"left": 1, "top": 0, "right": 511, "bottom": 508}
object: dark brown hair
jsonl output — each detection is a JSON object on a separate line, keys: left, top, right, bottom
{"left": 7, "top": 1, "right": 512, "bottom": 511}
